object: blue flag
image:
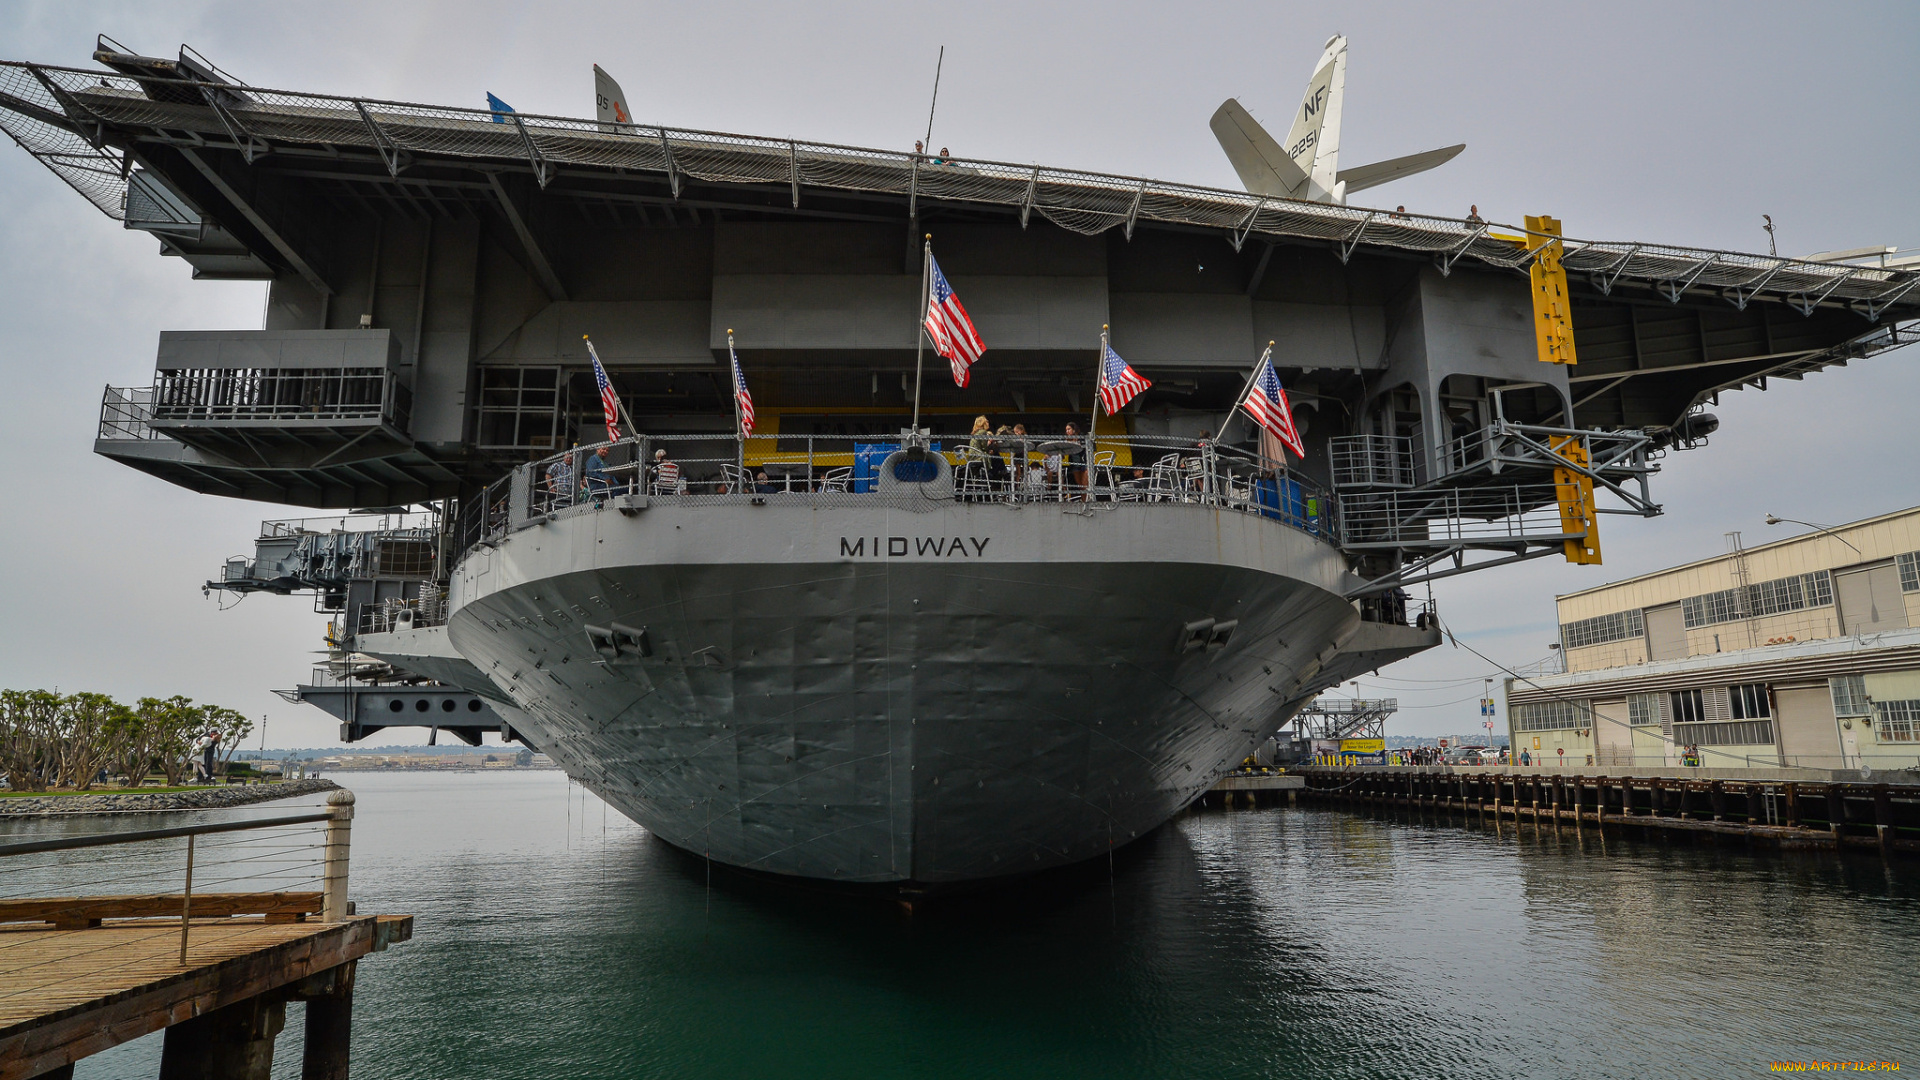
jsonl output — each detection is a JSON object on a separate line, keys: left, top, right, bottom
{"left": 486, "top": 92, "right": 514, "bottom": 123}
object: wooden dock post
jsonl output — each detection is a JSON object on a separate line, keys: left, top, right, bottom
{"left": 322, "top": 790, "right": 355, "bottom": 922}
{"left": 158, "top": 995, "right": 285, "bottom": 1080}
{"left": 300, "top": 960, "right": 357, "bottom": 1080}
{"left": 1874, "top": 784, "right": 1894, "bottom": 855}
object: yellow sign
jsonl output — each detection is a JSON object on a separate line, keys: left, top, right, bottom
{"left": 1550, "top": 434, "right": 1601, "bottom": 565}
{"left": 1525, "top": 214, "right": 1577, "bottom": 365}
{"left": 1339, "top": 739, "right": 1385, "bottom": 754}
{"left": 1532, "top": 736, "right": 1542, "bottom": 750}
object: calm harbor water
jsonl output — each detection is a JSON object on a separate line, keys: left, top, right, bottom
{"left": 27, "top": 771, "right": 1920, "bottom": 1079}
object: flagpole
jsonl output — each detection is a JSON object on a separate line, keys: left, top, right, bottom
{"left": 583, "top": 335, "right": 638, "bottom": 441}
{"left": 1229, "top": 340, "right": 1273, "bottom": 451}
{"left": 728, "top": 329, "right": 745, "bottom": 476}
{"left": 1086, "top": 325, "right": 1106, "bottom": 496}
{"left": 910, "top": 235, "right": 930, "bottom": 442}
{"left": 1089, "top": 325, "right": 1105, "bottom": 440}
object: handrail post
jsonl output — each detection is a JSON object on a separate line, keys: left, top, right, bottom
{"left": 322, "top": 790, "right": 355, "bottom": 922}
{"left": 178, "top": 833, "right": 195, "bottom": 964}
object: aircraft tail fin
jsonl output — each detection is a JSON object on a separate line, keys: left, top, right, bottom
{"left": 1209, "top": 98, "right": 1311, "bottom": 200}
{"left": 1283, "top": 34, "right": 1346, "bottom": 197}
{"left": 1335, "top": 144, "right": 1466, "bottom": 195}
{"left": 594, "top": 64, "right": 632, "bottom": 128}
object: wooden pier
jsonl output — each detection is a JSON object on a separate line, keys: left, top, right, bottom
{"left": 1292, "top": 767, "right": 1920, "bottom": 854}
{"left": 0, "top": 790, "right": 413, "bottom": 1079}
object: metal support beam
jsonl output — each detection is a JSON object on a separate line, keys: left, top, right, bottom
{"left": 485, "top": 172, "right": 567, "bottom": 301}
{"left": 1592, "top": 243, "right": 1642, "bottom": 296}
{"left": 788, "top": 140, "right": 799, "bottom": 208}
{"left": 1725, "top": 258, "right": 1789, "bottom": 311}
{"left": 1122, "top": 181, "right": 1146, "bottom": 241}
{"left": 177, "top": 146, "right": 332, "bottom": 296}
{"left": 1657, "top": 253, "right": 1717, "bottom": 303}
{"left": 1335, "top": 211, "right": 1378, "bottom": 265}
{"left": 202, "top": 86, "right": 268, "bottom": 164}
{"left": 1434, "top": 222, "right": 1489, "bottom": 276}
{"left": 1861, "top": 275, "right": 1920, "bottom": 322}
{"left": 1019, "top": 166, "right": 1038, "bottom": 230}
{"left": 510, "top": 115, "right": 550, "bottom": 189}
{"left": 658, "top": 131, "right": 680, "bottom": 198}
{"left": 1229, "top": 195, "right": 1268, "bottom": 253}
{"left": 352, "top": 102, "right": 405, "bottom": 178}
{"left": 1787, "top": 265, "right": 1860, "bottom": 317}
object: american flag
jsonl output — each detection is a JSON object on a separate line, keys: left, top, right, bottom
{"left": 1238, "top": 347, "right": 1306, "bottom": 458}
{"left": 923, "top": 253, "right": 985, "bottom": 387}
{"left": 585, "top": 337, "right": 622, "bottom": 441}
{"left": 1096, "top": 341, "right": 1151, "bottom": 415}
{"left": 730, "top": 341, "right": 756, "bottom": 436}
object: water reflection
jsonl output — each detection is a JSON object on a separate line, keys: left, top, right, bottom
{"left": 25, "top": 774, "right": 1918, "bottom": 1080}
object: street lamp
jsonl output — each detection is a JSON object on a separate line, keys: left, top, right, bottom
{"left": 1764, "top": 514, "right": 1862, "bottom": 556}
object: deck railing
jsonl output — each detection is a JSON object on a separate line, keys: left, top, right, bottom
{"left": 454, "top": 431, "right": 1338, "bottom": 560}
{"left": 0, "top": 791, "right": 355, "bottom": 960}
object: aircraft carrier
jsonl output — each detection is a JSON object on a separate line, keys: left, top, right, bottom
{"left": 4, "top": 40, "right": 1915, "bottom": 884}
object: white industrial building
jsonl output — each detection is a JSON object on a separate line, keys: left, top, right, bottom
{"left": 1506, "top": 507, "right": 1920, "bottom": 770}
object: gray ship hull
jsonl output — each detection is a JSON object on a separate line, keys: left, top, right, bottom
{"left": 420, "top": 497, "right": 1434, "bottom": 883}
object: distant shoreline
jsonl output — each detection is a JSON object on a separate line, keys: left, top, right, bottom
{"left": 0, "top": 777, "right": 339, "bottom": 816}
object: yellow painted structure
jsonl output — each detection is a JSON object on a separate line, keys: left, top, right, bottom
{"left": 1550, "top": 434, "right": 1601, "bottom": 565}
{"left": 1525, "top": 214, "right": 1577, "bottom": 366}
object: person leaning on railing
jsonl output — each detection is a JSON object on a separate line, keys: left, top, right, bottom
{"left": 544, "top": 451, "right": 574, "bottom": 507}
{"left": 581, "top": 445, "right": 611, "bottom": 499}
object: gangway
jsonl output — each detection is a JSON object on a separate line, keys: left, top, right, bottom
{"left": 1330, "top": 419, "right": 1661, "bottom": 593}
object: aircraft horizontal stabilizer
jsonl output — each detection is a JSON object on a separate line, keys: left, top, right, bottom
{"left": 1209, "top": 98, "right": 1310, "bottom": 200}
{"left": 1335, "top": 144, "right": 1465, "bottom": 195}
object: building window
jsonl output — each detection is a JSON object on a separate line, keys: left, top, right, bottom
{"left": 1627, "top": 692, "right": 1662, "bottom": 727}
{"left": 1899, "top": 552, "right": 1920, "bottom": 593}
{"left": 1728, "top": 682, "right": 1770, "bottom": 720}
{"left": 1681, "top": 571, "right": 1835, "bottom": 628}
{"left": 1512, "top": 699, "right": 1588, "bottom": 732}
{"left": 476, "top": 366, "right": 564, "bottom": 450}
{"left": 1804, "top": 570, "right": 1834, "bottom": 608}
{"left": 1561, "top": 610, "right": 1645, "bottom": 649}
{"left": 1830, "top": 675, "right": 1870, "bottom": 717}
{"left": 1747, "top": 576, "right": 1805, "bottom": 618}
{"left": 1673, "top": 719, "right": 1775, "bottom": 747}
{"left": 1670, "top": 689, "right": 1705, "bottom": 724}
{"left": 1683, "top": 588, "right": 1744, "bottom": 629}
{"left": 1876, "top": 700, "right": 1920, "bottom": 742}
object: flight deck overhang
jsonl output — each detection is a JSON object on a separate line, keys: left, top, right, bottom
{"left": 2, "top": 57, "right": 1914, "bottom": 321}
{"left": 5, "top": 46, "right": 1918, "bottom": 514}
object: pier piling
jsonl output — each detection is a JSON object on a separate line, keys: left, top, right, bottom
{"left": 1289, "top": 767, "right": 1920, "bottom": 856}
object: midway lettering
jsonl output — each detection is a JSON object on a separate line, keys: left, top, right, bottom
{"left": 835, "top": 536, "right": 993, "bottom": 559}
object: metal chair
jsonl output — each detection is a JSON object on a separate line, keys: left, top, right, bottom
{"left": 1090, "top": 450, "right": 1116, "bottom": 500}
{"left": 819, "top": 466, "right": 853, "bottom": 493}
{"left": 954, "top": 446, "right": 993, "bottom": 501}
{"left": 720, "top": 463, "right": 750, "bottom": 494}
{"left": 1147, "top": 454, "right": 1184, "bottom": 502}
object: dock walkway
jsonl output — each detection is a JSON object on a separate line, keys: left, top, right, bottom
{"left": 0, "top": 910, "right": 410, "bottom": 1080}
{"left": 0, "top": 789, "right": 411, "bottom": 1079}
{"left": 1292, "top": 766, "right": 1920, "bottom": 854}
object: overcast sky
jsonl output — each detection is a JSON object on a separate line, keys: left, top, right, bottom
{"left": 2, "top": 0, "right": 1916, "bottom": 747}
